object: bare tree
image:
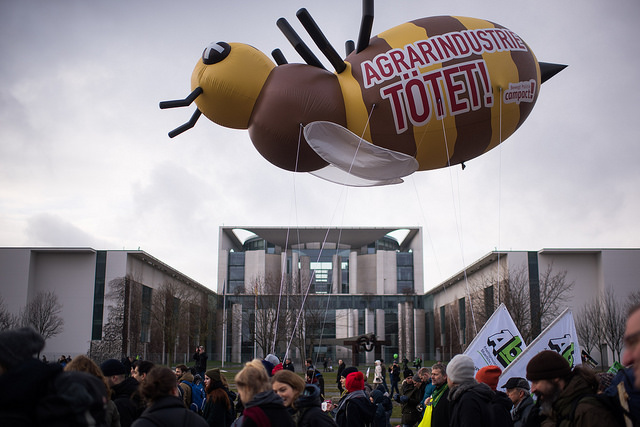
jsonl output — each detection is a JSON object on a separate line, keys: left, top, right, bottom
{"left": 626, "top": 291, "right": 640, "bottom": 314}
{"left": 21, "top": 290, "right": 64, "bottom": 341}
{"left": 576, "top": 300, "right": 601, "bottom": 355}
{"left": 601, "top": 288, "right": 626, "bottom": 362}
{"left": 0, "top": 295, "right": 20, "bottom": 331}
{"left": 537, "top": 263, "right": 574, "bottom": 328}
{"left": 150, "top": 281, "right": 196, "bottom": 364}
{"left": 502, "top": 266, "right": 532, "bottom": 342}
{"left": 468, "top": 262, "right": 573, "bottom": 344}
{"left": 248, "top": 275, "right": 287, "bottom": 358}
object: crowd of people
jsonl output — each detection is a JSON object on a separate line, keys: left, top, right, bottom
{"left": 1, "top": 302, "right": 639, "bottom": 426}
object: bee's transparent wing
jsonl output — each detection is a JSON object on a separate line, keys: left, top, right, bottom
{"left": 304, "top": 121, "right": 418, "bottom": 186}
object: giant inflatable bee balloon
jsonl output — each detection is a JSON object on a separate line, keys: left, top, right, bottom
{"left": 161, "top": 0, "right": 565, "bottom": 186}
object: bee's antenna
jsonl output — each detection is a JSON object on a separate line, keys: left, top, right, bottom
{"left": 276, "top": 18, "right": 326, "bottom": 69}
{"left": 159, "top": 87, "right": 204, "bottom": 109}
{"left": 168, "top": 109, "right": 202, "bottom": 138}
{"left": 271, "top": 49, "right": 289, "bottom": 66}
{"left": 356, "top": 0, "right": 374, "bottom": 53}
{"left": 345, "top": 40, "right": 355, "bottom": 56}
{"left": 295, "top": 8, "right": 346, "bottom": 73}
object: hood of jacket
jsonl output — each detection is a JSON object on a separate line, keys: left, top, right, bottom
{"left": 179, "top": 371, "right": 195, "bottom": 383}
{"left": 113, "top": 376, "right": 140, "bottom": 399}
{"left": 294, "top": 384, "right": 322, "bottom": 410}
{"left": 245, "top": 390, "right": 285, "bottom": 409}
{"left": 449, "top": 380, "right": 493, "bottom": 403}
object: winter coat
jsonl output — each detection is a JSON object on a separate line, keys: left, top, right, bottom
{"left": 292, "top": 384, "right": 337, "bottom": 427}
{"left": 231, "top": 390, "right": 295, "bottom": 427}
{"left": 106, "top": 400, "right": 122, "bottom": 427}
{"left": 449, "top": 380, "right": 511, "bottom": 427}
{"left": 512, "top": 394, "right": 534, "bottom": 427}
{"left": 202, "top": 397, "right": 230, "bottom": 427}
{"left": 334, "top": 389, "right": 376, "bottom": 427}
{"left": 178, "top": 371, "right": 195, "bottom": 407}
{"left": 193, "top": 351, "right": 208, "bottom": 373}
{"left": 132, "top": 396, "right": 208, "bottom": 427}
{"left": 540, "top": 373, "right": 619, "bottom": 427}
{"left": 0, "top": 358, "right": 108, "bottom": 427}
{"left": 399, "top": 380, "right": 423, "bottom": 426}
{"left": 112, "top": 376, "right": 143, "bottom": 427}
{"left": 373, "top": 363, "right": 383, "bottom": 385}
{"left": 429, "top": 383, "right": 450, "bottom": 427}
{"left": 370, "top": 389, "right": 392, "bottom": 427}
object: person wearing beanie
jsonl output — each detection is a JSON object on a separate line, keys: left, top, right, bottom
{"left": 0, "top": 327, "right": 108, "bottom": 426}
{"left": 475, "top": 365, "right": 513, "bottom": 426}
{"left": 333, "top": 371, "right": 376, "bottom": 427}
{"left": 501, "top": 377, "right": 534, "bottom": 427}
{"left": 526, "top": 350, "right": 619, "bottom": 426}
{"left": 446, "top": 354, "right": 512, "bottom": 427}
{"left": 202, "top": 368, "right": 233, "bottom": 427}
{"left": 102, "top": 358, "right": 143, "bottom": 427}
{"left": 476, "top": 365, "right": 502, "bottom": 391}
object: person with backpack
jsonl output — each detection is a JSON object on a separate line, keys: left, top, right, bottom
{"left": 271, "top": 369, "right": 337, "bottom": 427}
{"left": 232, "top": 359, "right": 295, "bottom": 427}
{"left": 475, "top": 365, "right": 514, "bottom": 427}
{"left": 526, "top": 350, "right": 622, "bottom": 427}
{"left": 202, "top": 368, "right": 233, "bottom": 427}
{"left": 446, "top": 354, "right": 512, "bottom": 427}
{"left": 176, "top": 364, "right": 206, "bottom": 413}
{"left": 132, "top": 366, "right": 208, "bottom": 427}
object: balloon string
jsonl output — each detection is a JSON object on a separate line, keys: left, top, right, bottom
{"left": 438, "top": 98, "right": 477, "bottom": 341}
{"left": 284, "top": 125, "right": 351, "bottom": 362}
{"left": 496, "top": 88, "right": 503, "bottom": 304}
{"left": 345, "top": 104, "right": 376, "bottom": 178}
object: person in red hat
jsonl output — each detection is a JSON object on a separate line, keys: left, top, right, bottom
{"left": 333, "top": 371, "right": 376, "bottom": 427}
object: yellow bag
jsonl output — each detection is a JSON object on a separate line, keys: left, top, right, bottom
{"left": 417, "top": 403, "right": 433, "bottom": 427}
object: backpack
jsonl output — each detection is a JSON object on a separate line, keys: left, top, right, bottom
{"left": 181, "top": 380, "right": 206, "bottom": 414}
{"left": 564, "top": 390, "right": 633, "bottom": 427}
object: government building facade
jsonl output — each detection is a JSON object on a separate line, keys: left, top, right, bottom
{"left": 215, "top": 226, "right": 426, "bottom": 365}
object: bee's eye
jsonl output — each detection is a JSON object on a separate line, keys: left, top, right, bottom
{"left": 202, "top": 41, "right": 231, "bottom": 64}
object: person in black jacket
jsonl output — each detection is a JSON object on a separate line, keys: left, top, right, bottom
{"left": 336, "top": 360, "right": 345, "bottom": 393}
{"left": 132, "top": 366, "right": 208, "bottom": 427}
{"left": 447, "top": 354, "right": 512, "bottom": 427}
{"left": 193, "top": 346, "right": 208, "bottom": 379}
{"left": 101, "top": 358, "right": 144, "bottom": 427}
{"left": 233, "top": 359, "right": 295, "bottom": 427}
{"left": 428, "top": 362, "right": 450, "bottom": 427}
{"left": 334, "top": 371, "right": 376, "bottom": 427}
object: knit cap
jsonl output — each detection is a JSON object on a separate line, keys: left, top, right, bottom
{"left": 526, "top": 350, "right": 571, "bottom": 381}
{"left": 100, "top": 358, "right": 127, "bottom": 377}
{"left": 475, "top": 365, "right": 502, "bottom": 390}
{"left": 446, "top": 354, "right": 475, "bottom": 384}
{"left": 345, "top": 371, "right": 365, "bottom": 392}
{"left": 341, "top": 366, "right": 358, "bottom": 379}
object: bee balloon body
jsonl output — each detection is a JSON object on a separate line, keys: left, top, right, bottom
{"left": 161, "top": 1, "right": 565, "bottom": 186}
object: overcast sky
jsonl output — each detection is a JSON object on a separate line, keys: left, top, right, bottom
{"left": 1, "top": 0, "right": 639, "bottom": 292}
